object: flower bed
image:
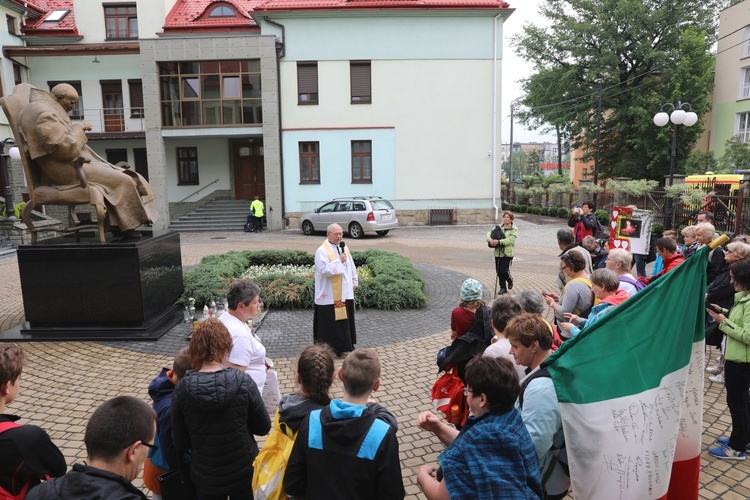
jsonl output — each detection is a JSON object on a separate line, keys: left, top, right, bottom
{"left": 182, "top": 249, "right": 426, "bottom": 310}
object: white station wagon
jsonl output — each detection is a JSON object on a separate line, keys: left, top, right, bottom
{"left": 300, "top": 196, "right": 398, "bottom": 238}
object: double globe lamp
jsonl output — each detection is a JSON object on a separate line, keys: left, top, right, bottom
{"left": 652, "top": 102, "right": 698, "bottom": 229}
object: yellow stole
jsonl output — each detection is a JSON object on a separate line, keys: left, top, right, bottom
{"left": 323, "top": 241, "right": 348, "bottom": 321}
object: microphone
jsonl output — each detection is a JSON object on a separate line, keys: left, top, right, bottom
{"left": 339, "top": 241, "right": 346, "bottom": 255}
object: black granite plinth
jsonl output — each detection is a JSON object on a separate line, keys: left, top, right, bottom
{"left": 5, "top": 230, "right": 184, "bottom": 341}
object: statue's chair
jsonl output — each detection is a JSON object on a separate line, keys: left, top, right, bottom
{"left": 0, "top": 84, "right": 106, "bottom": 243}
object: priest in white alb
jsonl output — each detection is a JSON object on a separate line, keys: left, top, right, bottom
{"left": 313, "top": 223, "right": 358, "bottom": 356}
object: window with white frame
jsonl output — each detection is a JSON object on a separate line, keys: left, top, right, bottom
{"left": 741, "top": 68, "right": 750, "bottom": 99}
{"left": 737, "top": 112, "right": 750, "bottom": 143}
{"left": 744, "top": 27, "right": 750, "bottom": 58}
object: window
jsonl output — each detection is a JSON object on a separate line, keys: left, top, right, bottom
{"left": 101, "top": 80, "right": 124, "bottom": 132}
{"left": 299, "top": 142, "right": 320, "bottom": 183}
{"left": 133, "top": 148, "right": 149, "bottom": 180}
{"left": 208, "top": 4, "right": 237, "bottom": 17}
{"left": 6, "top": 15, "right": 16, "bottom": 34}
{"left": 297, "top": 62, "right": 318, "bottom": 105}
{"left": 128, "top": 79, "right": 144, "bottom": 118}
{"left": 744, "top": 27, "right": 750, "bottom": 58}
{"left": 104, "top": 4, "right": 138, "bottom": 40}
{"left": 13, "top": 64, "right": 21, "bottom": 86}
{"left": 159, "top": 60, "right": 261, "bottom": 127}
{"left": 737, "top": 113, "right": 750, "bottom": 143}
{"left": 351, "top": 141, "right": 372, "bottom": 182}
{"left": 177, "top": 147, "right": 199, "bottom": 185}
{"left": 317, "top": 202, "right": 335, "bottom": 213}
{"left": 44, "top": 10, "right": 69, "bottom": 22}
{"left": 106, "top": 149, "right": 128, "bottom": 166}
{"left": 350, "top": 61, "right": 371, "bottom": 104}
{"left": 48, "top": 80, "right": 83, "bottom": 119}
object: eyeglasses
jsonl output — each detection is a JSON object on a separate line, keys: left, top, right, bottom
{"left": 463, "top": 387, "right": 473, "bottom": 396}
{"left": 140, "top": 442, "right": 159, "bottom": 453}
{"left": 727, "top": 250, "right": 735, "bottom": 254}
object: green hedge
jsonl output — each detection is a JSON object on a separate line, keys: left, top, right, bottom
{"left": 594, "top": 209, "right": 609, "bottom": 226}
{"left": 182, "top": 249, "right": 426, "bottom": 310}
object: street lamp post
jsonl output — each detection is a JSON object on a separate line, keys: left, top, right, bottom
{"left": 653, "top": 102, "right": 698, "bottom": 230}
{"left": 593, "top": 73, "right": 604, "bottom": 206}
{"left": 0, "top": 138, "right": 18, "bottom": 221}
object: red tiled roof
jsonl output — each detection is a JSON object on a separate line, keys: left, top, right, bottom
{"left": 21, "top": 0, "right": 79, "bottom": 36}
{"left": 254, "top": 0, "right": 510, "bottom": 11}
{"left": 164, "top": 0, "right": 260, "bottom": 31}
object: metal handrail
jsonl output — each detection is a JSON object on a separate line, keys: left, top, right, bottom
{"left": 177, "top": 178, "right": 220, "bottom": 204}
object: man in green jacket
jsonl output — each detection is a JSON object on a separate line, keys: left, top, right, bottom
{"left": 249, "top": 196, "right": 264, "bottom": 232}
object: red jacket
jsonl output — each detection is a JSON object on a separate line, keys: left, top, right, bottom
{"left": 640, "top": 253, "right": 685, "bottom": 285}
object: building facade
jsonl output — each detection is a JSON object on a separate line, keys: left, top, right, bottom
{"left": 711, "top": 0, "right": 750, "bottom": 160}
{"left": 1, "top": 0, "right": 513, "bottom": 230}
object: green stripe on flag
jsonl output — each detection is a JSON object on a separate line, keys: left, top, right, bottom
{"left": 544, "top": 245, "right": 708, "bottom": 404}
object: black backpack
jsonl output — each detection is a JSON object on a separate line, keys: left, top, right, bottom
{"left": 487, "top": 225, "right": 505, "bottom": 248}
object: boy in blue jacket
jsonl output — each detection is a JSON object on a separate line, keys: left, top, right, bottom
{"left": 284, "top": 348, "right": 404, "bottom": 499}
{"left": 142, "top": 347, "right": 191, "bottom": 499}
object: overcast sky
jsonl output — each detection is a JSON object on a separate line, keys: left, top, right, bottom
{"left": 501, "top": 0, "right": 556, "bottom": 145}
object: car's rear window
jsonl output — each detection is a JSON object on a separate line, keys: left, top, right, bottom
{"left": 371, "top": 200, "right": 394, "bottom": 210}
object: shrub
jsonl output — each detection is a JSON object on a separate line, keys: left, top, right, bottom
{"left": 651, "top": 222, "right": 664, "bottom": 235}
{"left": 594, "top": 209, "right": 609, "bottom": 225}
{"left": 558, "top": 208, "right": 570, "bottom": 218}
{"left": 182, "top": 249, "right": 426, "bottom": 310}
{"left": 529, "top": 206, "right": 542, "bottom": 215}
{"left": 540, "top": 207, "right": 550, "bottom": 216}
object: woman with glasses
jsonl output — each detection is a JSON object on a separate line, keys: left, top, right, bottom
{"left": 172, "top": 319, "right": 271, "bottom": 500}
{"left": 417, "top": 355, "right": 542, "bottom": 499}
{"left": 543, "top": 251, "right": 594, "bottom": 335}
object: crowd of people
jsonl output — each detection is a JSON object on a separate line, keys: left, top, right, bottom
{"left": 3, "top": 208, "right": 749, "bottom": 499}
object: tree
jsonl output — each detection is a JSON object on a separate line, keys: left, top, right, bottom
{"left": 516, "top": 69, "right": 574, "bottom": 176}
{"left": 719, "top": 136, "right": 750, "bottom": 172}
{"left": 684, "top": 151, "right": 717, "bottom": 175}
{"left": 513, "top": 0, "right": 718, "bottom": 183}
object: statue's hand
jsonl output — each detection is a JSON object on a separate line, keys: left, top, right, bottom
{"left": 80, "top": 121, "right": 93, "bottom": 131}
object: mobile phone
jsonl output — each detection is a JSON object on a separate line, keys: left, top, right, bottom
{"left": 707, "top": 304, "right": 722, "bottom": 313}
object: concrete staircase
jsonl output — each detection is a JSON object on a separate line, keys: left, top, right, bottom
{"left": 169, "top": 199, "right": 252, "bottom": 232}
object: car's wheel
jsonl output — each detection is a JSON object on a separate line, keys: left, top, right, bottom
{"left": 348, "top": 222, "right": 364, "bottom": 239}
{"left": 301, "top": 220, "right": 315, "bottom": 236}
{"left": 376, "top": 230, "right": 390, "bottom": 236}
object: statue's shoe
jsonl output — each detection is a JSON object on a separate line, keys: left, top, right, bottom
{"left": 121, "top": 229, "right": 142, "bottom": 239}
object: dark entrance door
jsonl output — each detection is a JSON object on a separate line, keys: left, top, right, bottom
{"left": 234, "top": 141, "right": 264, "bottom": 200}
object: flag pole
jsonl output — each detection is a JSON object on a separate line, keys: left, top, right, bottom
{"left": 709, "top": 235, "right": 729, "bottom": 249}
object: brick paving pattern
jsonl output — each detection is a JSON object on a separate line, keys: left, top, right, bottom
{"left": 0, "top": 215, "right": 744, "bottom": 498}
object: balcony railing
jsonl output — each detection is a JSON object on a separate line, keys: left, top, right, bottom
{"left": 75, "top": 107, "right": 145, "bottom": 134}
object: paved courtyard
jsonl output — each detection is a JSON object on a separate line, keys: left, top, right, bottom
{"left": 0, "top": 215, "right": 742, "bottom": 498}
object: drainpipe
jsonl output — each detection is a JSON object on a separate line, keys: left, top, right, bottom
{"left": 264, "top": 17, "right": 286, "bottom": 227}
{"left": 492, "top": 12, "right": 501, "bottom": 223}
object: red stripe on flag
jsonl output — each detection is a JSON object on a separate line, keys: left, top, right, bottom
{"left": 657, "top": 455, "right": 700, "bottom": 500}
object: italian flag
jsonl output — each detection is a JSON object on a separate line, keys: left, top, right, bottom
{"left": 544, "top": 244, "right": 711, "bottom": 499}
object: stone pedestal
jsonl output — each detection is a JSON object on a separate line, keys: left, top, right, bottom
{"left": 2, "top": 230, "right": 183, "bottom": 341}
